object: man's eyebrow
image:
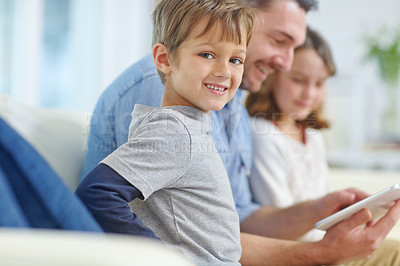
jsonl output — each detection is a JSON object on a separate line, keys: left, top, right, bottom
{"left": 272, "top": 30, "right": 294, "bottom": 42}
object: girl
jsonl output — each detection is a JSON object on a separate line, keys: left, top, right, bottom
{"left": 245, "top": 27, "right": 336, "bottom": 241}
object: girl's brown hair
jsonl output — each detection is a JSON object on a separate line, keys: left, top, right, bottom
{"left": 245, "top": 26, "right": 336, "bottom": 129}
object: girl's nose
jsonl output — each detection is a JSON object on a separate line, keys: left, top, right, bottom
{"left": 302, "top": 85, "right": 316, "bottom": 99}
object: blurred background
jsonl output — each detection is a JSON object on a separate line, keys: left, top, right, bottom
{"left": 0, "top": 0, "right": 154, "bottom": 110}
{"left": 1, "top": 0, "right": 399, "bottom": 171}
{"left": 307, "top": 0, "right": 400, "bottom": 170}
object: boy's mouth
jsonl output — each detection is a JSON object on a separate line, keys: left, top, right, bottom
{"left": 205, "top": 84, "right": 228, "bottom": 92}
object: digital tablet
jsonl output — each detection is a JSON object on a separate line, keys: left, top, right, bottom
{"left": 314, "top": 184, "right": 400, "bottom": 231}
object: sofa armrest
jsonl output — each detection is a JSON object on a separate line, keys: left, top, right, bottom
{"left": 0, "top": 228, "right": 191, "bottom": 265}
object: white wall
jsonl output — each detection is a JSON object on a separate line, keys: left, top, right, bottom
{"left": 307, "top": 0, "right": 400, "bottom": 169}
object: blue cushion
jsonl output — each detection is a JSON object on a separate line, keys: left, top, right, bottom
{"left": 0, "top": 118, "right": 102, "bottom": 232}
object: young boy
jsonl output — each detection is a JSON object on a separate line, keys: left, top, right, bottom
{"left": 75, "top": 0, "right": 254, "bottom": 264}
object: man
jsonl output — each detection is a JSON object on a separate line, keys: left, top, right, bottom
{"left": 81, "top": 0, "right": 400, "bottom": 264}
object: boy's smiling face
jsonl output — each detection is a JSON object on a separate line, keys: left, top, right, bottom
{"left": 159, "top": 18, "right": 247, "bottom": 114}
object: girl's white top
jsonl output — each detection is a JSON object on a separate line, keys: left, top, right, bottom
{"left": 249, "top": 118, "right": 331, "bottom": 241}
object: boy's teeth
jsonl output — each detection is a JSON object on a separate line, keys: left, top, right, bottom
{"left": 206, "top": 84, "right": 225, "bottom": 91}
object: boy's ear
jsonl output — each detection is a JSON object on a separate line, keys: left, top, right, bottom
{"left": 153, "top": 43, "right": 171, "bottom": 75}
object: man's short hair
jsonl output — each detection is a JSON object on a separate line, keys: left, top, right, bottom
{"left": 242, "top": 0, "right": 318, "bottom": 12}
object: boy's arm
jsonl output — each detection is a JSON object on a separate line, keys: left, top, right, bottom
{"left": 75, "top": 163, "right": 158, "bottom": 239}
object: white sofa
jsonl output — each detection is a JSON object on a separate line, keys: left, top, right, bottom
{"left": 0, "top": 228, "right": 191, "bottom": 266}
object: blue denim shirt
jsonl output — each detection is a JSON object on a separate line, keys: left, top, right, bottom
{"left": 82, "top": 54, "right": 260, "bottom": 222}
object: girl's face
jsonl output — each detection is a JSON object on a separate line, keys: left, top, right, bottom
{"left": 272, "top": 48, "right": 330, "bottom": 123}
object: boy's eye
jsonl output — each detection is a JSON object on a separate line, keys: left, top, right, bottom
{"left": 199, "top": 53, "right": 214, "bottom": 59}
{"left": 230, "top": 58, "right": 243, "bottom": 65}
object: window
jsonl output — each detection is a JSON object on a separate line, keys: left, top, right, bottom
{"left": 0, "top": 0, "right": 153, "bottom": 111}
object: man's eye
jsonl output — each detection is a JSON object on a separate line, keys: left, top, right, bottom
{"left": 230, "top": 58, "right": 243, "bottom": 65}
{"left": 199, "top": 53, "right": 213, "bottom": 59}
{"left": 274, "top": 38, "right": 285, "bottom": 45}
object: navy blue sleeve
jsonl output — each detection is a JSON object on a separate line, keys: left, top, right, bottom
{"left": 75, "top": 163, "right": 159, "bottom": 239}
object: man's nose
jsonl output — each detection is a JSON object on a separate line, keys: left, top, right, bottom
{"left": 273, "top": 49, "right": 294, "bottom": 71}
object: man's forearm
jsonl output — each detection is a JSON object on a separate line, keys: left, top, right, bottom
{"left": 240, "top": 189, "right": 373, "bottom": 240}
{"left": 240, "top": 200, "right": 323, "bottom": 240}
{"left": 239, "top": 232, "right": 324, "bottom": 266}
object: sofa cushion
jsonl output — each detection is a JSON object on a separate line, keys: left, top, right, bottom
{"left": 0, "top": 94, "right": 89, "bottom": 190}
{"left": 0, "top": 117, "right": 102, "bottom": 231}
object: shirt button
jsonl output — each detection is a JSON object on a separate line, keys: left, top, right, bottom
{"left": 246, "top": 169, "right": 251, "bottom": 177}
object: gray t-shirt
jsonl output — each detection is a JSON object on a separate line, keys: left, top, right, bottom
{"left": 102, "top": 105, "right": 241, "bottom": 265}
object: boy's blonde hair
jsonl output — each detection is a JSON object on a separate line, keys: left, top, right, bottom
{"left": 152, "top": 0, "right": 255, "bottom": 83}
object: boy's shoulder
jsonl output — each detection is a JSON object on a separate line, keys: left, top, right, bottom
{"left": 128, "top": 105, "right": 210, "bottom": 140}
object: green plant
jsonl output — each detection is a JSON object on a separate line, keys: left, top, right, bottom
{"left": 364, "top": 27, "right": 400, "bottom": 87}
{"left": 364, "top": 27, "right": 400, "bottom": 137}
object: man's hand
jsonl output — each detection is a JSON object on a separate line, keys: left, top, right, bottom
{"left": 317, "top": 199, "right": 400, "bottom": 264}
{"left": 316, "top": 188, "right": 371, "bottom": 220}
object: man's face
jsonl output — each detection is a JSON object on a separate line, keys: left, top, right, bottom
{"left": 241, "top": 0, "right": 307, "bottom": 93}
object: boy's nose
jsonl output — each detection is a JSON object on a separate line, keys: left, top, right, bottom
{"left": 214, "top": 61, "right": 230, "bottom": 79}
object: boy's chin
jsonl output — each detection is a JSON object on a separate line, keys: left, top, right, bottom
{"left": 208, "top": 105, "right": 226, "bottom": 112}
